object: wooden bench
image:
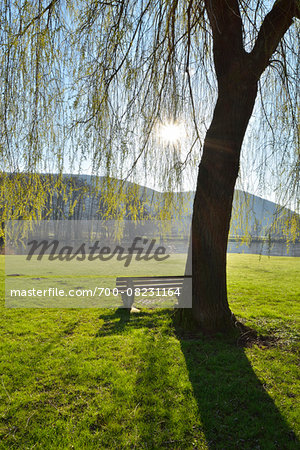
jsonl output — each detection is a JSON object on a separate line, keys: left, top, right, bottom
{"left": 116, "top": 276, "right": 186, "bottom": 308}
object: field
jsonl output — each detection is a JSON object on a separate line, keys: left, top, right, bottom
{"left": 4, "top": 253, "right": 188, "bottom": 308}
{"left": 0, "top": 254, "right": 299, "bottom": 449}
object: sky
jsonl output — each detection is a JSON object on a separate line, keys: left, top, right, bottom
{"left": 2, "top": 0, "right": 298, "bottom": 213}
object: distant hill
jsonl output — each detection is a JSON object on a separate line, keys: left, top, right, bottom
{"left": 2, "top": 173, "right": 299, "bottom": 241}
{"left": 59, "top": 174, "right": 298, "bottom": 241}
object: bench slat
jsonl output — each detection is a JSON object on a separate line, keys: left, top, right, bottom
{"left": 117, "top": 286, "right": 182, "bottom": 291}
{"left": 117, "top": 278, "right": 185, "bottom": 285}
{"left": 117, "top": 276, "right": 186, "bottom": 281}
{"left": 116, "top": 276, "right": 190, "bottom": 307}
{"left": 116, "top": 279, "right": 184, "bottom": 284}
{"left": 116, "top": 282, "right": 183, "bottom": 287}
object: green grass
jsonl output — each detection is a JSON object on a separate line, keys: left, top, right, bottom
{"left": 0, "top": 254, "right": 299, "bottom": 449}
{"left": 5, "top": 253, "right": 188, "bottom": 307}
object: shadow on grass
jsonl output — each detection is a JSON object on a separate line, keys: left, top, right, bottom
{"left": 96, "top": 307, "right": 163, "bottom": 336}
{"left": 96, "top": 308, "right": 131, "bottom": 336}
{"left": 175, "top": 330, "right": 298, "bottom": 449}
{"left": 97, "top": 309, "right": 298, "bottom": 449}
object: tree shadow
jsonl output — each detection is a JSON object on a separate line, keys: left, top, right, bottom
{"left": 175, "top": 326, "right": 298, "bottom": 449}
{"left": 96, "top": 309, "right": 298, "bottom": 448}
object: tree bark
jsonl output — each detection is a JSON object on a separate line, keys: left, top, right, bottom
{"left": 177, "top": 0, "right": 299, "bottom": 334}
{"left": 179, "top": 66, "right": 258, "bottom": 334}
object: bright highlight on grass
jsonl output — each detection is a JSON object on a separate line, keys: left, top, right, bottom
{"left": 158, "top": 121, "right": 186, "bottom": 144}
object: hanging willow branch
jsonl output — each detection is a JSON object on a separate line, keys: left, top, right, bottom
{"left": 0, "top": 0, "right": 299, "bottom": 228}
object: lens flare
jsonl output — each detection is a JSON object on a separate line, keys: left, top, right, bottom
{"left": 158, "top": 122, "right": 186, "bottom": 144}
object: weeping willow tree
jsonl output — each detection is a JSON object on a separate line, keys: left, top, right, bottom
{"left": 1, "top": 0, "right": 299, "bottom": 332}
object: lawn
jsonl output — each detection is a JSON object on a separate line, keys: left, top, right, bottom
{"left": 4, "top": 253, "right": 188, "bottom": 308}
{"left": 0, "top": 254, "right": 299, "bottom": 449}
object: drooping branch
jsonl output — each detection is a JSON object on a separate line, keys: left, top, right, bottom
{"left": 251, "top": 0, "right": 300, "bottom": 77}
{"left": 17, "top": 0, "right": 59, "bottom": 38}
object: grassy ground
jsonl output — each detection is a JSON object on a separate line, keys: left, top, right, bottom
{"left": 5, "top": 253, "right": 188, "bottom": 308}
{"left": 0, "top": 254, "right": 299, "bottom": 449}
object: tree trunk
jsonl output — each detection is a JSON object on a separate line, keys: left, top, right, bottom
{"left": 179, "top": 71, "right": 258, "bottom": 334}
{"left": 176, "top": 0, "right": 299, "bottom": 334}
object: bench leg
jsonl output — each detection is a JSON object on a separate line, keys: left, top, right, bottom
{"left": 121, "top": 279, "right": 135, "bottom": 308}
{"left": 121, "top": 292, "right": 135, "bottom": 308}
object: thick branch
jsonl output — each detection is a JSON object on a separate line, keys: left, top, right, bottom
{"left": 204, "top": 0, "right": 245, "bottom": 77}
{"left": 251, "top": 0, "right": 300, "bottom": 77}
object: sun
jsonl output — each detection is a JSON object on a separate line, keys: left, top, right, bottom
{"left": 158, "top": 121, "right": 186, "bottom": 144}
